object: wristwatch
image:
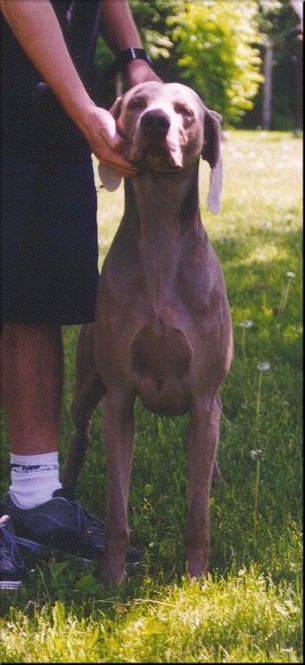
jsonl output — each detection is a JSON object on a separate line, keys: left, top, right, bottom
{"left": 108, "top": 48, "right": 152, "bottom": 77}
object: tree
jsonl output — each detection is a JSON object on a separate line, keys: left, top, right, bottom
{"left": 94, "top": 0, "right": 180, "bottom": 105}
{"left": 167, "top": 0, "right": 263, "bottom": 124}
{"left": 243, "top": 0, "right": 303, "bottom": 130}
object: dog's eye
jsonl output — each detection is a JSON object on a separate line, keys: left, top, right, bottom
{"left": 128, "top": 98, "right": 146, "bottom": 111}
{"left": 175, "top": 104, "right": 194, "bottom": 118}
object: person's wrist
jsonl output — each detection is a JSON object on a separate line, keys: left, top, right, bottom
{"left": 108, "top": 47, "right": 152, "bottom": 78}
{"left": 124, "top": 59, "right": 161, "bottom": 86}
{"left": 71, "top": 97, "right": 97, "bottom": 135}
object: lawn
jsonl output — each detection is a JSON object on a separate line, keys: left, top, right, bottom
{"left": 0, "top": 130, "right": 303, "bottom": 663}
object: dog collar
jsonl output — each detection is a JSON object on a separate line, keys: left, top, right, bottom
{"left": 108, "top": 48, "right": 152, "bottom": 77}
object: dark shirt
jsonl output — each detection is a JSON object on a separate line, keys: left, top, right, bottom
{"left": 1, "top": 0, "right": 101, "bottom": 162}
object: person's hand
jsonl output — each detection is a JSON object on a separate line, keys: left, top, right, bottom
{"left": 77, "top": 62, "right": 162, "bottom": 178}
{"left": 80, "top": 103, "right": 137, "bottom": 177}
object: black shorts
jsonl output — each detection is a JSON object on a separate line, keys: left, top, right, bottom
{"left": 1, "top": 156, "right": 99, "bottom": 327}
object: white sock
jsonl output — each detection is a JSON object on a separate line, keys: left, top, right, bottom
{"left": 9, "top": 452, "right": 62, "bottom": 509}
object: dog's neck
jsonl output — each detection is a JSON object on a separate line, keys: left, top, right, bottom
{"left": 125, "top": 162, "right": 201, "bottom": 230}
{"left": 120, "top": 163, "right": 207, "bottom": 306}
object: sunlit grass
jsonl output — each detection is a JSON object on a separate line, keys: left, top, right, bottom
{"left": 0, "top": 570, "right": 301, "bottom": 663}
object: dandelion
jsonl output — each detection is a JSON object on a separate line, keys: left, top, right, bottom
{"left": 239, "top": 320, "right": 254, "bottom": 361}
{"left": 279, "top": 271, "right": 296, "bottom": 315}
{"left": 250, "top": 448, "right": 262, "bottom": 460}
{"left": 239, "top": 320, "right": 254, "bottom": 328}
{"left": 250, "top": 449, "right": 263, "bottom": 545}
{"left": 238, "top": 568, "right": 246, "bottom": 577}
{"left": 256, "top": 362, "right": 270, "bottom": 417}
{"left": 257, "top": 362, "right": 270, "bottom": 372}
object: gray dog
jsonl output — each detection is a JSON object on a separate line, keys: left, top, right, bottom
{"left": 62, "top": 81, "right": 233, "bottom": 584}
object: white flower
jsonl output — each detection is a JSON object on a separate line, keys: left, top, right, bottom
{"left": 257, "top": 362, "right": 270, "bottom": 371}
{"left": 239, "top": 320, "right": 254, "bottom": 328}
{"left": 286, "top": 271, "right": 295, "bottom": 279}
{"left": 238, "top": 568, "right": 246, "bottom": 577}
{"left": 250, "top": 449, "right": 262, "bottom": 460}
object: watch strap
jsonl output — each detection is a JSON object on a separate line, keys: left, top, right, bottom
{"left": 108, "top": 48, "right": 152, "bottom": 77}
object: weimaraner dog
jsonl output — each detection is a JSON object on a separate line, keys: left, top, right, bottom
{"left": 61, "top": 81, "right": 233, "bottom": 584}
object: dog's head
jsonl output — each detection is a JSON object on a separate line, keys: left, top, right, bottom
{"left": 99, "top": 81, "right": 222, "bottom": 214}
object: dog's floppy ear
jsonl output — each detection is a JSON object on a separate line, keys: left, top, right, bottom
{"left": 109, "top": 95, "right": 123, "bottom": 120}
{"left": 98, "top": 96, "right": 123, "bottom": 192}
{"left": 201, "top": 109, "right": 222, "bottom": 215}
{"left": 98, "top": 163, "right": 122, "bottom": 192}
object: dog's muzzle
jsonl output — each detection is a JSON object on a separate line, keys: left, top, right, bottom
{"left": 140, "top": 110, "right": 171, "bottom": 137}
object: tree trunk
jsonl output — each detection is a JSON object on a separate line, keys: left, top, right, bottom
{"left": 293, "top": 31, "right": 303, "bottom": 135}
{"left": 262, "top": 41, "right": 273, "bottom": 130}
{"left": 290, "top": 0, "right": 303, "bottom": 134}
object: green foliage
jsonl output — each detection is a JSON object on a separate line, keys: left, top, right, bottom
{"left": 94, "top": 0, "right": 300, "bottom": 128}
{"left": 0, "top": 132, "right": 302, "bottom": 662}
{"left": 241, "top": 0, "right": 302, "bottom": 130}
{"left": 94, "top": 0, "right": 178, "bottom": 69}
{"left": 168, "top": 1, "right": 263, "bottom": 123}
{"left": 94, "top": 0, "right": 180, "bottom": 104}
{"left": 257, "top": 0, "right": 298, "bottom": 40}
{"left": 129, "top": 0, "right": 181, "bottom": 59}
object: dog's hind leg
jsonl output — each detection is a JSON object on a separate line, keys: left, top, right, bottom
{"left": 61, "top": 324, "right": 105, "bottom": 487}
{"left": 212, "top": 459, "right": 226, "bottom": 486}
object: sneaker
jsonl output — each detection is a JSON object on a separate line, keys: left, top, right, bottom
{"left": 0, "top": 511, "right": 24, "bottom": 591}
{"left": 4, "top": 488, "right": 140, "bottom": 565}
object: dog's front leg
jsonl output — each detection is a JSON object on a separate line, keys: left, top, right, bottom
{"left": 99, "top": 390, "right": 135, "bottom": 585}
{"left": 185, "top": 393, "right": 221, "bottom": 579}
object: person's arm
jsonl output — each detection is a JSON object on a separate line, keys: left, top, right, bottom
{"left": 0, "top": 0, "right": 136, "bottom": 175}
{"left": 99, "top": 0, "right": 161, "bottom": 87}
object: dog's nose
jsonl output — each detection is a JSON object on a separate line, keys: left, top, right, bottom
{"left": 140, "top": 111, "right": 170, "bottom": 136}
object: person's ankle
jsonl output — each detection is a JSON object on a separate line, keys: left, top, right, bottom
{"left": 9, "top": 452, "right": 62, "bottom": 509}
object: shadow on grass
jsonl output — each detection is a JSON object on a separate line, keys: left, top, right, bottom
{"left": 213, "top": 226, "right": 302, "bottom": 367}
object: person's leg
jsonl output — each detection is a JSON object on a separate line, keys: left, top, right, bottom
{"left": 1, "top": 155, "right": 98, "bottom": 462}
{"left": 1, "top": 320, "right": 108, "bottom": 558}
{"left": 0, "top": 155, "right": 103, "bottom": 552}
{"left": 1, "top": 322, "right": 63, "bottom": 455}
{"left": 1, "top": 323, "right": 64, "bottom": 509}
{"left": 2, "top": 322, "right": 63, "bottom": 508}
{"left": 0, "top": 156, "right": 139, "bottom": 569}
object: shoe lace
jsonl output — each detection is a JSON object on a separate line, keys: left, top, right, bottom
{"left": 53, "top": 488, "right": 105, "bottom": 549}
{"left": 0, "top": 515, "right": 24, "bottom": 569}
{"left": 72, "top": 500, "right": 105, "bottom": 535}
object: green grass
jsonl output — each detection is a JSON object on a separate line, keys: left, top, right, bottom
{"left": 0, "top": 130, "right": 303, "bottom": 662}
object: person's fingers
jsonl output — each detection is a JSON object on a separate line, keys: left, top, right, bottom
{"left": 93, "top": 131, "right": 136, "bottom": 176}
{"left": 94, "top": 144, "right": 137, "bottom": 176}
{"left": 82, "top": 107, "right": 138, "bottom": 177}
